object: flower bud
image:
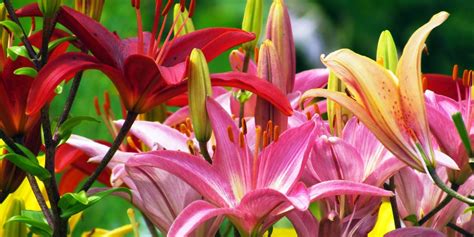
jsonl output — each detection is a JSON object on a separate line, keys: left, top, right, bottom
{"left": 255, "top": 40, "right": 287, "bottom": 131}
{"left": 188, "top": 48, "right": 212, "bottom": 143}
{"left": 173, "top": 3, "right": 195, "bottom": 37}
{"left": 327, "top": 71, "right": 352, "bottom": 136}
{"left": 242, "top": 0, "right": 263, "bottom": 51}
{"left": 74, "top": 0, "right": 105, "bottom": 21}
{"left": 265, "top": 0, "right": 295, "bottom": 94}
{"left": 376, "top": 30, "right": 398, "bottom": 73}
{"left": 38, "top": 0, "right": 62, "bottom": 18}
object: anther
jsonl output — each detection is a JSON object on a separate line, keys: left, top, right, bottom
{"left": 422, "top": 76, "right": 428, "bottom": 91}
{"left": 312, "top": 104, "right": 320, "bottom": 115}
{"left": 227, "top": 126, "right": 235, "bottom": 143}
{"left": 463, "top": 69, "right": 469, "bottom": 87}
{"left": 103, "top": 91, "right": 111, "bottom": 111}
{"left": 239, "top": 131, "right": 245, "bottom": 148}
{"left": 262, "top": 130, "right": 268, "bottom": 147}
{"left": 241, "top": 118, "right": 247, "bottom": 135}
{"left": 179, "top": 124, "right": 191, "bottom": 137}
{"left": 452, "top": 64, "right": 459, "bottom": 81}
{"left": 306, "top": 111, "right": 312, "bottom": 120}
{"left": 254, "top": 126, "right": 262, "bottom": 158}
{"left": 266, "top": 120, "right": 273, "bottom": 140}
{"left": 187, "top": 140, "right": 196, "bottom": 155}
{"left": 94, "top": 96, "right": 101, "bottom": 116}
{"left": 185, "top": 117, "right": 193, "bottom": 131}
{"left": 273, "top": 125, "right": 280, "bottom": 142}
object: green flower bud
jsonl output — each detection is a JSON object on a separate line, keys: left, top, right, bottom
{"left": 376, "top": 30, "right": 398, "bottom": 73}
{"left": 327, "top": 71, "right": 352, "bottom": 136}
{"left": 173, "top": 3, "right": 195, "bottom": 37}
{"left": 188, "top": 49, "right": 212, "bottom": 143}
{"left": 38, "top": 0, "right": 62, "bottom": 18}
{"left": 242, "top": 0, "right": 263, "bottom": 51}
{"left": 74, "top": 0, "right": 105, "bottom": 21}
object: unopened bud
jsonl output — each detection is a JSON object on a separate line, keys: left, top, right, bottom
{"left": 265, "top": 0, "right": 295, "bottom": 94}
{"left": 242, "top": 0, "right": 263, "bottom": 51}
{"left": 255, "top": 40, "right": 287, "bottom": 131}
{"left": 188, "top": 49, "right": 212, "bottom": 143}
{"left": 173, "top": 3, "right": 195, "bottom": 37}
{"left": 74, "top": 0, "right": 105, "bottom": 21}
{"left": 327, "top": 71, "right": 352, "bottom": 136}
{"left": 38, "top": 0, "right": 62, "bottom": 18}
{"left": 376, "top": 30, "right": 398, "bottom": 73}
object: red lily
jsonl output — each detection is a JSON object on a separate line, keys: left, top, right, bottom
{"left": 18, "top": 3, "right": 293, "bottom": 115}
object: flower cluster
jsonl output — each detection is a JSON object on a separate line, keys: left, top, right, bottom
{"left": 0, "top": 0, "right": 472, "bottom": 237}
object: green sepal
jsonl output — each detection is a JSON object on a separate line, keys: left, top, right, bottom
{"left": 14, "top": 67, "right": 38, "bottom": 78}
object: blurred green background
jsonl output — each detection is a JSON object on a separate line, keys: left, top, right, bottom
{"left": 11, "top": 0, "right": 473, "bottom": 235}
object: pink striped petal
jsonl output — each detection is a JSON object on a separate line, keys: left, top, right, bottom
{"left": 309, "top": 180, "right": 393, "bottom": 202}
{"left": 127, "top": 150, "right": 234, "bottom": 207}
{"left": 385, "top": 227, "right": 445, "bottom": 237}
{"left": 286, "top": 210, "right": 319, "bottom": 237}
{"left": 293, "top": 68, "right": 329, "bottom": 93}
{"left": 206, "top": 98, "right": 253, "bottom": 200}
{"left": 256, "top": 121, "right": 316, "bottom": 193}
{"left": 168, "top": 200, "right": 243, "bottom": 237}
{"left": 115, "top": 120, "right": 191, "bottom": 152}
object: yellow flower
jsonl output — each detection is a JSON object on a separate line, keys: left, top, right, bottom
{"left": 368, "top": 199, "right": 395, "bottom": 237}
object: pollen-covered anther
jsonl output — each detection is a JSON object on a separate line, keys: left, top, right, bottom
{"left": 179, "top": 124, "right": 191, "bottom": 137}
{"left": 266, "top": 120, "right": 273, "bottom": 140}
{"left": 239, "top": 131, "right": 245, "bottom": 148}
{"left": 262, "top": 130, "right": 268, "bottom": 147}
{"left": 187, "top": 140, "right": 196, "bottom": 155}
{"left": 313, "top": 104, "right": 320, "bottom": 115}
{"left": 462, "top": 69, "right": 469, "bottom": 87}
{"left": 422, "top": 76, "right": 428, "bottom": 91}
{"left": 452, "top": 64, "right": 459, "bottom": 81}
{"left": 241, "top": 118, "right": 247, "bottom": 135}
{"left": 273, "top": 125, "right": 280, "bottom": 142}
{"left": 185, "top": 118, "right": 193, "bottom": 132}
{"left": 227, "top": 126, "right": 235, "bottom": 143}
{"left": 94, "top": 96, "right": 101, "bottom": 116}
{"left": 306, "top": 111, "right": 312, "bottom": 120}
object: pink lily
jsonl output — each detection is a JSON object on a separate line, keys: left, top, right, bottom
{"left": 394, "top": 166, "right": 474, "bottom": 232}
{"left": 425, "top": 88, "right": 473, "bottom": 183}
{"left": 62, "top": 120, "right": 205, "bottom": 234}
{"left": 300, "top": 117, "right": 405, "bottom": 236}
{"left": 385, "top": 227, "right": 445, "bottom": 237}
{"left": 126, "top": 98, "right": 393, "bottom": 236}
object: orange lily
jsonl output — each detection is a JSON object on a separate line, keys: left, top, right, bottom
{"left": 301, "top": 12, "right": 454, "bottom": 172}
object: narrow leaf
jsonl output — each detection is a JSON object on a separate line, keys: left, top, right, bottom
{"left": 1, "top": 153, "right": 50, "bottom": 181}
{"left": 47, "top": 36, "right": 75, "bottom": 52}
{"left": 14, "top": 67, "right": 38, "bottom": 78}
{"left": 6, "top": 215, "right": 52, "bottom": 237}
{"left": 0, "top": 20, "right": 24, "bottom": 37}
{"left": 452, "top": 112, "right": 473, "bottom": 156}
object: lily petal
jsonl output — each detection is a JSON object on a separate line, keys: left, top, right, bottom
{"left": 309, "top": 180, "right": 393, "bottom": 202}
{"left": 385, "top": 227, "right": 445, "bottom": 237}
{"left": 256, "top": 121, "right": 316, "bottom": 192}
{"left": 26, "top": 52, "right": 125, "bottom": 115}
{"left": 396, "top": 12, "right": 449, "bottom": 160}
{"left": 162, "top": 28, "right": 255, "bottom": 66}
{"left": 168, "top": 200, "right": 243, "bottom": 237}
{"left": 286, "top": 210, "right": 319, "bottom": 237}
{"left": 293, "top": 69, "right": 329, "bottom": 93}
{"left": 206, "top": 98, "right": 253, "bottom": 200}
{"left": 127, "top": 151, "right": 234, "bottom": 206}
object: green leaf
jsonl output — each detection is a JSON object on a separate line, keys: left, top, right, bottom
{"left": 48, "top": 36, "right": 76, "bottom": 52}
{"left": 14, "top": 67, "right": 38, "bottom": 78}
{"left": 0, "top": 20, "right": 24, "bottom": 38}
{"left": 403, "top": 214, "right": 419, "bottom": 225}
{"left": 452, "top": 112, "right": 473, "bottom": 157}
{"left": 59, "top": 188, "right": 132, "bottom": 218}
{"left": 6, "top": 215, "right": 52, "bottom": 237}
{"left": 7, "top": 46, "right": 30, "bottom": 61}
{"left": 57, "top": 116, "right": 99, "bottom": 144}
{"left": 1, "top": 153, "right": 50, "bottom": 181}
{"left": 464, "top": 206, "right": 474, "bottom": 213}
{"left": 54, "top": 81, "right": 65, "bottom": 95}
{"left": 2, "top": 142, "right": 37, "bottom": 162}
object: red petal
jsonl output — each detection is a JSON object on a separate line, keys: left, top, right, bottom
{"left": 424, "top": 73, "right": 466, "bottom": 100}
{"left": 17, "top": 4, "right": 123, "bottom": 67}
{"left": 26, "top": 52, "right": 124, "bottom": 115}
{"left": 59, "top": 168, "right": 86, "bottom": 194}
{"left": 162, "top": 28, "right": 255, "bottom": 66}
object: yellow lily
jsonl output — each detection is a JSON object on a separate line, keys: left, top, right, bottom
{"left": 301, "top": 12, "right": 452, "bottom": 172}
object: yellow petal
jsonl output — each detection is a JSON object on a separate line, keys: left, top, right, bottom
{"left": 368, "top": 199, "right": 395, "bottom": 237}
{"left": 264, "top": 228, "right": 298, "bottom": 237}
{"left": 301, "top": 89, "right": 420, "bottom": 169}
{"left": 397, "top": 12, "right": 449, "bottom": 165}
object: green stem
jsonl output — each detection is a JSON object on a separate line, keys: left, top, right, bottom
{"left": 80, "top": 111, "right": 138, "bottom": 191}
{"left": 427, "top": 165, "right": 474, "bottom": 205}
{"left": 199, "top": 141, "right": 212, "bottom": 163}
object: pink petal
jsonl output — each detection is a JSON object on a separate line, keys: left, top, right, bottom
{"left": 126, "top": 165, "right": 200, "bottom": 232}
{"left": 168, "top": 200, "right": 243, "bottom": 237}
{"left": 206, "top": 98, "right": 253, "bottom": 199}
{"left": 229, "top": 50, "right": 257, "bottom": 75}
{"left": 127, "top": 150, "right": 234, "bottom": 207}
{"left": 293, "top": 68, "right": 329, "bottom": 93}
{"left": 309, "top": 180, "right": 393, "bottom": 202}
{"left": 115, "top": 120, "right": 191, "bottom": 152}
{"left": 286, "top": 210, "right": 319, "bottom": 237}
{"left": 385, "top": 227, "right": 445, "bottom": 237}
{"left": 256, "top": 121, "right": 316, "bottom": 193}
